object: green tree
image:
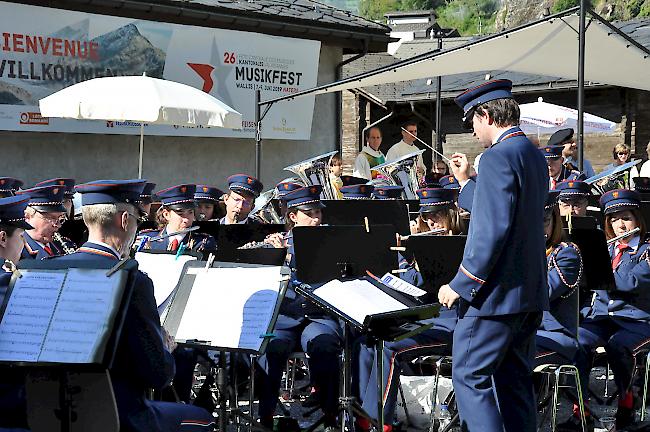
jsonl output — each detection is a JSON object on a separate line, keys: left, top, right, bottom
{"left": 551, "top": 0, "right": 581, "bottom": 13}
{"left": 359, "top": 0, "right": 398, "bottom": 20}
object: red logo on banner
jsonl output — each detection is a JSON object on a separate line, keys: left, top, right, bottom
{"left": 188, "top": 63, "right": 215, "bottom": 93}
{"left": 19, "top": 112, "right": 48, "bottom": 126}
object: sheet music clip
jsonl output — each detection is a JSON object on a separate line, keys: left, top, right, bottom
{"left": 390, "top": 246, "right": 406, "bottom": 252}
{"left": 337, "top": 262, "right": 353, "bottom": 278}
{"left": 204, "top": 253, "right": 215, "bottom": 272}
{"left": 391, "top": 269, "right": 407, "bottom": 274}
{"left": 106, "top": 258, "right": 129, "bottom": 277}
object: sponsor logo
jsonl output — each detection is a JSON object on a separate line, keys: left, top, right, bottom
{"left": 106, "top": 120, "right": 145, "bottom": 128}
{"left": 19, "top": 112, "right": 48, "bottom": 125}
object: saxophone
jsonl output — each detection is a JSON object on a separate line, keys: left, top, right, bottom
{"left": 53, "top": 232, "right": 76, "bottom": 255}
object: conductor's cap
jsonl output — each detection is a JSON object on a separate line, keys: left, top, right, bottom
{"left": 75, "top": 180, "right": 147, "bottom": 207}
{"left": 454, "top": 79, "right": 514, "bottom": 118}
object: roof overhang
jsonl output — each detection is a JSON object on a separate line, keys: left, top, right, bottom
{"left": 7, "top": 0, "right": 392, "bottom": 52}
{"left": 263, "top": 7, "right": 650, "bottom": 104}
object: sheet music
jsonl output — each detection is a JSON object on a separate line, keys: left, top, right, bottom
{"left": 380, "top": 273, "right": 427, "bottom": 297}
{"left": 313, "top": 279, "right": 407, "bottom": 325}
{"left": 136, "top": 252, "right": 197, "bottom": 306}
{"left": 172, "top": 265, "right": 282, "bottom": 351}
{"left": 38, "top": 269, "right": 122, "bottom": 363}
{"left": 0, "top": 271, "right": 65, "bottom": 362}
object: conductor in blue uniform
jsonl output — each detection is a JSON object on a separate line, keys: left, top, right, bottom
{"left": 55, "top": 180, "right": 214, "bottom": 432}
{"left": 439, "top": 79, "right": 549, "bottom": 432}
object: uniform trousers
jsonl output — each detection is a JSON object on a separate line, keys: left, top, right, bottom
{"left": 257, "top": 318, "right": 342, "bottom": 419}
{"left": 355, "top": 328, "right": 452, "bottom": 424}
{"left": 577, "top": 317, "right": 650, "bottom": 398}
{"left": 452, "top": 312, "right": 541, "bottom": 432}
{"left": 534, "top": 331, "right": 580, "bottom": 368}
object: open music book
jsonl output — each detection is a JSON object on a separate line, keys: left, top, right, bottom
{"left": 163, "top": 261, "right": 287, "bottom": 353}
{"left": 0, "top": 268, "right": 127, "bottom": 364}
{"left": 135, "top": 251, "right": 198, "bottom": 307}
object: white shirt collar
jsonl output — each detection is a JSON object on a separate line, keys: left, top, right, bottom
{"left": 362, "top": 145, "right": 384, "bottom": 157}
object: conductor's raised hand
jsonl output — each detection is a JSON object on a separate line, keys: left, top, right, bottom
{"left": 450, "top": 153, "right": 471, "bottom": 182}
{"left": 438, "top": 284, "right": 460, "bottom": 308}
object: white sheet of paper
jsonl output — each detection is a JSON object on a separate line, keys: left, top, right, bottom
{"left": 313, "top": 279, "right": 407, "bottom": 325}
{"left": 0, "top": 271, "right": 65, "bottom": 362}
{"left": 136, "top": 252, "right": 197, "bottom": 306}
{"left": 38, "top": 269, "right": 122, "bottom": 363}
{"left": 174, "top": 266, "right": 282, "bottom": 351}
{"left": 380, "top": 273, "right": 427, "bottom": 297}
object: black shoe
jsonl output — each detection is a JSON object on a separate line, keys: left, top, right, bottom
{"left": 616, "top": 406, "right": 636, "bottom": 430}
{"left": 557, "top": 415, "right": 594, "bottom": 432}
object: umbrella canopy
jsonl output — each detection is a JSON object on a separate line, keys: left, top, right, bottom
{"left": 519, "top": 97, "right": 617, "bottom": 136}
{"left": 39, "top": 75, "right": 242, "bottom": 178}
{"left": 39, "top": 75, "right": 242, "bottom": 129}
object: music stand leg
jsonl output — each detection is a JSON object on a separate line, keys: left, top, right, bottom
{"left": 57, "top": 371, "right": 73, "bottom": 432}
{"left": 217, "top": 350, "right": 228, "bottom": 432}
{"left": 249, "top": 354, "right": 256, "bottom": 432}
{"left": 376, "top": 338, "right": 385, "bottom": 430}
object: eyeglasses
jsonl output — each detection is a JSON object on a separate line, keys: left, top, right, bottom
{"left": 617, "top": 152, "right": 629, "bottom": 156}
{"left": 126, "top": 211, "right": 148, "bottom": 224}
{"left": 35, "top": 209, "right": 67, "bottom": 226}
{"left": 229, "top": 195, "right": 253, "bottom": 209}
{"left": 559, "top": 198, "right": 588, "bottom": 208}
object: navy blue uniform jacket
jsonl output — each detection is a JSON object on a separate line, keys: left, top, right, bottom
{"left": 450, "top": 127, "right": 549, "bottom": 316}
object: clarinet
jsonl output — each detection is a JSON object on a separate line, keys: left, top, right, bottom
{"left": 53, "top": 232, "right": 76, "bottom": 255}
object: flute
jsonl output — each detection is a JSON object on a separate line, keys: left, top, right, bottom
{"left": 606, "top": 227, "right": 641, "bottom": 245}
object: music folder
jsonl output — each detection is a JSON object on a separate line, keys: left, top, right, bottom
{"left": 216, "top": 223, "right": 285, "bottom": 250}
{"left": 163, "top": 261, "right": 288, "bottom": 354}
{"left": 407, "top": 235, "right": 467, "bottom": 300}
{"left": 0, "top": 259, "right": 137, "bottom": 368}
{"left": 562, "top": 226, "right": 615, "bottom": 293}
{"left": 134, "top": 250, "right": 200, "bottom": 308}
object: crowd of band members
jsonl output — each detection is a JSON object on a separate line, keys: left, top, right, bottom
{"left": 1, "top": 102, "right": 650, "bottom": 431}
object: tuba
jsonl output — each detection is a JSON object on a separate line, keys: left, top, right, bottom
{"left": 371, "top": 149, "right": 425, "bottom": 200}
{"left": 284, "top": 151, "right": 339, "bottom": 200}
{"left": 585, "top": 159, "right": 641, "bottom": 195}
{"left": 249, "top": 177, "right": 304, "bottom": 224}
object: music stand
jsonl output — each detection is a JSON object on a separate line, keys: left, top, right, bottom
{"left": 292, "top": 225, "right": 397, "bottom": 284}
{"left": 215, "top": 248, "right": 287, "bottom": 266}
{"left": 561, "top": 216, "right": 598, "bottom": 231}
{"left": 321, "top": 200, "right": 410, "bottom": 236}
{"left": 0, "top": 259, "right": 138, "bottom": 432}
{"left": 193, "top": 220, "right": 220, "bottom": 239}
{"left": 407, "top": 236, "right": 467, "bottom": 301}
{"left": 217, "top": 224, "right": 285, "bottom": 251}
{"left": 562, "top": 227, "right": 615, "bottom": 293}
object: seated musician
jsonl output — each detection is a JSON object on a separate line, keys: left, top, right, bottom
{"left": 139, "top": 182, "right": 156, "bottom": 219}
{"left": 410, "top": 188, "right": 465, "bottom": 236}
{"left": 0, "top": 195, "right": 33, "bottom": 431}
{"left": 138, "top": 184, "right": 215, "bottom": 253}
{"left": 17, "top": 185, "right": 69, "bottom": 260}
{"left": 0, "top": 177, "right": 23, "bottom": 198}
{"left": 438, "top": 174, "right": 461, "bottom": 191}
{"left": 220, "top": 174, "right": 263, "bottom": 225}
{"left": 535, "top": 191, "right": 583, "bottom": 368}
{"left": 55, "top": 180, "right": 214, "bottom": 432}
{"left": 542, "top": 145, "right": 585, "bottom": 190}
{"left": 257, "top": 185, "right": 342, "bottom": 430}
{"left": 341, "top": 184, "right": 374, "bottom": 200}
{"left": 355, "top": 188, "right": 462, "bottom": 431}
{"left": 194, "top": 185, "right": 224, "bottom": 221}
{"left": 34, "top": 178, "right": 78, "bottom": 252}
{"left": 563, "top": 189, "right": 650, "bottom": 431}
{"left": 555, "top": 180, "right": 590, "bottom": 218}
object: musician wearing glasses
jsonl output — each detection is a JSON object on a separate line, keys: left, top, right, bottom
{"left": 257, "top": 185, "right": 342, "bottom": 430}
{"left": 138, "top": 184, "right": 215, "bottom": 253}
{"left": 555, "top": 180, "right": 590, "bottom": 218}
{"left": 34, "top": 178, "right": 78, "bottom": 252}
{"left": 386, "top": 119, "right": 426, "bottom": 177}
{"left": 353, "top": 127, "right": 386, "bottom": 181}
{"left": 438, "top": 79, "right": 548, "bottom": 432}
{"left": 568, "top": 189, "right": 650, "bottom": 430}
{"left": 220, "top": 174, "right": 263, "bottom": 225}
{"left": 17, "top": 185, "right": 68, "bottom": 260}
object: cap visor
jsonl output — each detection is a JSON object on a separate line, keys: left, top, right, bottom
{"left": 10, "top": 220, "right": 34, "bottom": 230}
{"left": 420, "top": 204, "right": 451, "bottom": 214}
{"left": 167, "top": 202, "right": 197, "bottom": 211}
{"left": 604, "top": 204, "right": 638, "bottom": 215}
{"left": 32, "top": 204, "right": 67, "bottom": 213}
{"left": 294, "top": 202, "right": 326, "bottom": 212}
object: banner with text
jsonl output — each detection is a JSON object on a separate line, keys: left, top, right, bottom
{"left": 0, "top": 2, "right": 320, "bottom": 139}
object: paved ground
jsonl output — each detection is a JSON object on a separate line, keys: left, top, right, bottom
{"left": 205, "top": 364, "right": 647, "bottom": 431}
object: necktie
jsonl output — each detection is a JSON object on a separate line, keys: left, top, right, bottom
{"left": 550, "top": 178, "right": 557, "bottom": 190}
{"left": 612, "top": 243, "right": 629, "bottom": 270}
{"left": 43, "top": 244, "right": 53, "bottom": 256}
{"left": 169, "top": 238, "right": 179, "bottom": 252}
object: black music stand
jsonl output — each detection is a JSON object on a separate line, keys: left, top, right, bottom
{"left": 561, "top": 215, "right": 598, "bottom": 231}
{"left": 292, "top": 225, "right": 437, "bottom": 431}
{"left": 193, "top": 220, "right": 220, "bottom": 239}
{"left": 293, "top": 225, "right": 396, "bottom": 284}
{"left": 0, "top": 259, "right": 138, "bottom": 432}
{"left": 562, "top": 226, "right": 615, "bottom": 293}
{"left": 321, "top": 200, "right": 411, "bottom": 236}
{"left": 217, "top": 223, "right": 285, "bottom": 251}
{"left": 407, "top": 235, "right": 467, "bottom": 301}
{"left": 294, "top": 278, "right": 439, "bottom": 432}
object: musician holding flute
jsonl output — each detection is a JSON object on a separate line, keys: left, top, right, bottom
{"left": 438, "top": 79, "right": 548, "bottom": 432}
{"left": 410, "top": 188, "right": 465, "bottom": 235}
{"left": 567, "top": 189, "right": 650, "bottom": 431}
